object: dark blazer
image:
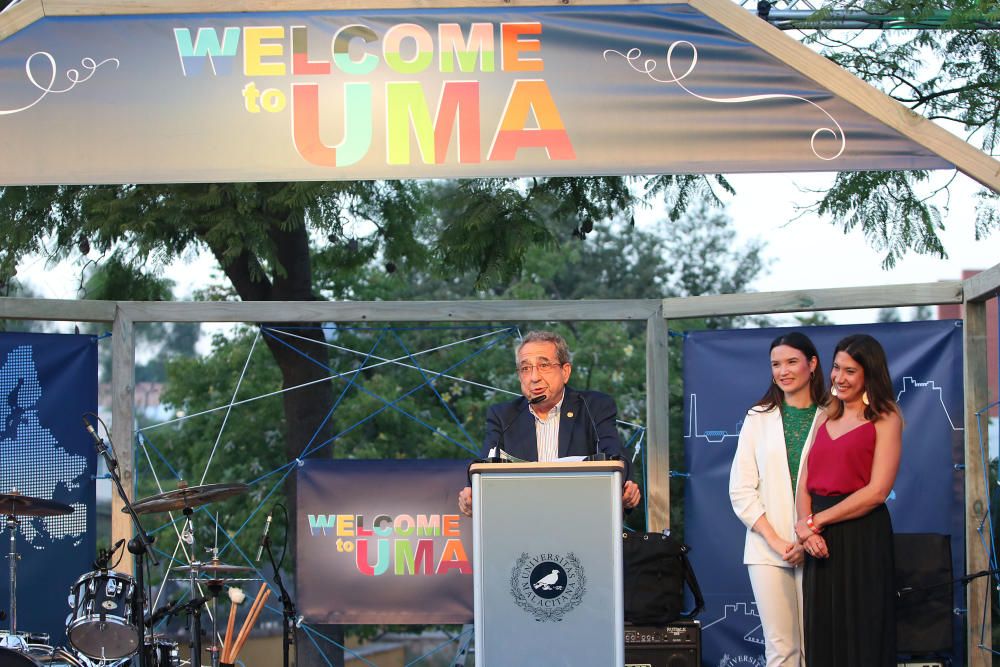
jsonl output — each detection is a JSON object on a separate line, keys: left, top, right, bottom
{"left": 480, "top": 386, "right": 631, "bottom": 480}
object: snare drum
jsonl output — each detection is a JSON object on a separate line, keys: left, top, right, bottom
{"left": 66, "top": 570, "right": 140, "bottom": 660}
{"left": 144, "top": 639, "right": 179, "bottom": 667}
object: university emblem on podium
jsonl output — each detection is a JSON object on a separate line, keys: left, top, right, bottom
{"left": 509, "top": 552, "right": 586, "bottom": 622}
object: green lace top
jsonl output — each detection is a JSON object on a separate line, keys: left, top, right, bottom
{"left": 781, "top": 402, "right": 817, "bottom": 493}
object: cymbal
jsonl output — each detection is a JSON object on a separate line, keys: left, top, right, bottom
{"left": 178, "top": 577, "right": 261, "bottom": 587}
{"left": 0, "top": 490, "right": 74, "bottom": 517}
{"left": 129, "top": 482, "right": 249, "bottom": 514}
{"left": 173, "top": 559, "right": 256, "bottom": 575}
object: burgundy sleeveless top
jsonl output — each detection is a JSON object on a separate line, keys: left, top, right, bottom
{"left": 806, "top": 421, "right": 876, "bottom": 496}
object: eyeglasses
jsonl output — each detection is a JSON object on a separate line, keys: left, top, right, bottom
{"left": 516, "top": 362, "right": 564, "bottom": 376}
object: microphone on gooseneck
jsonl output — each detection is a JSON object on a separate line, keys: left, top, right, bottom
{"left": 489, "top": 395, "right": 546, "bottom": 460}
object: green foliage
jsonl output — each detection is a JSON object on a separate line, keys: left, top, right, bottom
{"left": 148, "top": 204, "right": 765, "bottom": 553}
{"left": 807, "top": 170, "right": 945, "bottom": 269}
{"left": 803, "top": 0, "right": 999, "bottom": 265}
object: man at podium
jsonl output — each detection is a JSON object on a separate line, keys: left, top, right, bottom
{"left": 458, "top": 330, "right": 641, "bottom": 516}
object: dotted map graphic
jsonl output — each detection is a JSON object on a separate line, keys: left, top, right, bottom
{"left": 0, "top": 345, "right": 88, "bottom": 547}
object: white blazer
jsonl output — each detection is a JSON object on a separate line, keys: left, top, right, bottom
{"left": 729, "top": 405, "right": 822, "bottom": 567}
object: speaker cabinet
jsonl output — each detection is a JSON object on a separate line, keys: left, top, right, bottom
{"left": 625, "top": 621, "right": 700, "bottom": 667}
{"left": 894, "top": 533, "right": 953, "bottom": 656}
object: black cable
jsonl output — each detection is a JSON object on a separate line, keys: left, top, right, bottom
{"left": 273, "top": 503, "right": 289, "bottom": 572}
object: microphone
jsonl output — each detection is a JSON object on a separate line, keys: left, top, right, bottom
{"left": 256, "top": 509, "right": 273, "bottom": 562}
{"left": 145, "top": 598, "right": 180, "bottom": 627}
{"left": 488, "top": 396, "right": 543, "bottom": 460}
{"left": 82, "top": 416, "right": 104, "bottom": 448}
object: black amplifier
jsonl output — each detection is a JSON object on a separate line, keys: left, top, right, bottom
{"left": 625, "top": 621, "right": 701, "bottom": 667}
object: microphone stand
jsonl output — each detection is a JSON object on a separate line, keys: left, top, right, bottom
{"left": 263, "top": 531, "right": 297, "bottom": 667}
{"left": 88, "top": 420, "right": 157, "bottom": 667}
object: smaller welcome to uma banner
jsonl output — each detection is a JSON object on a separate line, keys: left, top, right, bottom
{"left": 297, "top": 458, "right": 473, "bottom": 624}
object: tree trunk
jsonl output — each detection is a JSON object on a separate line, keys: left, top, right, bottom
{"left": 212, "top": 220, "right": 346, "bottom": 666}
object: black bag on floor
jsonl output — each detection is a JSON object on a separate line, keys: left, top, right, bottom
{"left": 623, "top": 530, "right": 704, "bottom": 625}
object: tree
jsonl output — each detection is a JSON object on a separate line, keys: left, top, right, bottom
{"left": 0, "top": 175, "right": 730, "bottom": 664}
{"left": 153, "top": 201, "right": 765, "bottom": 582}
{"left": 801, "top": 0, "right": 999, "bottom": 266}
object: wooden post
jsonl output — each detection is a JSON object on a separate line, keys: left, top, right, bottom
{"left": 111, "top": 305, "right": 136, "bottom": 573}
{"left": 963, "top": 299, "right": 990, "bottom": 666}
{"left": 645, "top": 309, "right": 670, "bottom": 532}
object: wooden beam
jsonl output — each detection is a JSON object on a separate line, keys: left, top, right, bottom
{"left": 690, "top": 0, "right": 1000, "bottom": 195}
{"left": 1, "top": 0, "right": 686, "bottom": 38}
{"left": 119, "top": 299, "right": 660, "bottom": 323}
{"left": 0, "top": 297, "right": 116, "bottom": 322}
{"left": 40, "top": 0, "right": 685, "bottom": 15}
{"left": 0, "top": 0, "right": 43, "bottom": 40}
{"left": 661, "top": 281, "right": 963, "bottom": 319}
{"left": 645, "top": 310, "right": 670, "bottom": 532}
{"left": 963, "top": 262, "right": 1000, "bottom": 303}
{"left": 110, "top": 305, "right": 136, "bottom": 573}
{"left": 963, "top": 299, "right": 991, "bottom": 666}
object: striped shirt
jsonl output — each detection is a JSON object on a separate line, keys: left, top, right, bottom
{"left": 530, "top": 396, "right": 564, "bottom": 462}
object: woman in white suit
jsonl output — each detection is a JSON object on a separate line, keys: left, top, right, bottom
{"left": 730, "top": 332, "right": 827, "bottom": 667}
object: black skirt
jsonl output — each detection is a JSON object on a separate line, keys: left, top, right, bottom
{"left": 803, "top": 493, "right": 896, "bottom": 667}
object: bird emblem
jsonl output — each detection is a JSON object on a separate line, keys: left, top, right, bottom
{"left": 533, "top": 569, "right": 563, "bottom": 591}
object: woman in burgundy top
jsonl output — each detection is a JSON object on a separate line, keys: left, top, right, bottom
{"left": 793, "top": 334, "right": 903, "bottom": 667}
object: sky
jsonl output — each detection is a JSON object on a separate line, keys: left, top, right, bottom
{"left": 721, "top": 169, "right": 997, "bottom": 324}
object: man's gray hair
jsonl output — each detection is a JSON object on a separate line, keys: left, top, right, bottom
{"left": 515, "top": 330, "right": 572, "bottom": 365}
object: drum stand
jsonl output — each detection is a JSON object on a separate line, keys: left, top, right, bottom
{"left": 5, "top": 513, "right": 19, "bottom": 642}
{"left": 91, "top": 423, "right": 157, "bottom": 667}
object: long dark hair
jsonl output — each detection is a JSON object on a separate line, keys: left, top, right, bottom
{"left": 826, "top": 333, "right": 898, "bottom": 421}
{"left": 753, "top": 331, "right": 826, "bottom": 412}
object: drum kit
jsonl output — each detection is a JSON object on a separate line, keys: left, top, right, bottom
{"left": 1, "top": 481, "right": 255, "bottom": 667}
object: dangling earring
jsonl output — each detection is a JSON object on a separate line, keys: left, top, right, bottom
{"left": 830, "top": 386, "right": 839, "bottom": 398}
{"left": 862, "top": 391, "right": 870, "bottom": 406}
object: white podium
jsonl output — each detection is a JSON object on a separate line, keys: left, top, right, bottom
{"left": 470, "top": 461, "right": 624, "bottom": 667}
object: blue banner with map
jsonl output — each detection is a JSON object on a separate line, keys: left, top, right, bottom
{"left": 683, "top": 320, "right": 964, "bottom": 667}
{"left": 0, "top": 333, "right": 97, "bottom": 645}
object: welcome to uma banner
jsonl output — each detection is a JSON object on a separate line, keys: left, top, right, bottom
{"left": 0, "top": 3, "right": 950, "bottom": 184}
{"left": 297, "top": 458, "right": 473, "bottom": 624}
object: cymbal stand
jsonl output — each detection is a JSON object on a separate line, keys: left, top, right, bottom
{"left": 89, "top": 421, "right": 157, "bottom": 667}
{"left": 5, "top": 512, "right": 19, "bottom": 638}
{"left": 209, "top": 517, "right": 221, "bottom": 667}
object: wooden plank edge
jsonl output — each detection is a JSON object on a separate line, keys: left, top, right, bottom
{"left": 0, "top": 0, "right": 43, "bottom": 41}
{"left": 661, "top": 281, "right": 963, "bottom": 318}
{"left": 963, "top": 262, "right": 1000, "bottom": 303}
{"left": 118, "top": 299, "right": 661, "bottom": 322}
{"left": 0, "top": 296, "right": 117, "bottom": 322}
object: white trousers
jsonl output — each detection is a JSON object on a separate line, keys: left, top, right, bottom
{"left": 748, "top": 563, "right": 805, "bottom": 667}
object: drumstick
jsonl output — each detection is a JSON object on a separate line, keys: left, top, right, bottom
{"left": 231, "top": 586, "right": 271, "bottom": 661}
{"left": 221, "top": 586, "right": 246, "bottom": 663}
{"left": 228, "top": 583, "right": 267, "bottom": 663}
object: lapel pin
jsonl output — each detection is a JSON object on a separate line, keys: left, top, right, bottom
{"left": 566, "top": 411, "right": 574, "bottom": 418}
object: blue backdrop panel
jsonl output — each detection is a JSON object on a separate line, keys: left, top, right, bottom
{"left": 0, "top": 333, "right": 98, "bottom": 645}
{"left": 682, "top": 321, "right": 964, "bottom": 667}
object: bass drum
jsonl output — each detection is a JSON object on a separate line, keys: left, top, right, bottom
{"left": 0, "top": 646, "right": 42, "bottom": 666}
{"left": 25, "top": 645, "right": 88, "bottom": 667}
{"left": 0, "top": 645, "right": 88, "bottom": 667}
